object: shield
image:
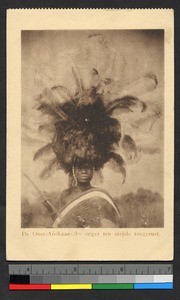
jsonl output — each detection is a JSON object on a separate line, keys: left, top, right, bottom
{"left": 52, "top": 190, "right": 121, "bottom": 228}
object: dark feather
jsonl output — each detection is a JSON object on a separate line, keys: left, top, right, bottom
{"left": 51, "top": 97, "right": 121, "bottom": 173}
{"left": 37, "top": 101, "right": 68, "bottom": 121}
{"left": 121, "top": 134, "right": 137, "bottom": 160}
{"left": 37, "top": 86, "right": 80, "bottom": 128}
{"left": 107, "top": 152, "right": 126, "bottom": 183}
{"left": 106, "top": 96, "right": 147, "bottom": 114}
{"left": 33, "top": 143, "right": 54, "bottom": 161}
{"left": 37, "top": 101, "right": 78, "bottom": 128}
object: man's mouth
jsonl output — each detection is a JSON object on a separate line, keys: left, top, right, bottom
{"left": 80, "top": 175, "right": 89, "bottom": 179}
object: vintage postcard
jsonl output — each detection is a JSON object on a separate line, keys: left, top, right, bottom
{"left": 7, "top": 9, "right": 174, "bottom": 260}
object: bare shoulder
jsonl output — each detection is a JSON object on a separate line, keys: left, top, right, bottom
{"left": 61, "top": 189, "right": 71, "bottom": 200}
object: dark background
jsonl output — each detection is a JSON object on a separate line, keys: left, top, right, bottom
{"left": 0, "top": 0, "right": 179, "bottom": 299}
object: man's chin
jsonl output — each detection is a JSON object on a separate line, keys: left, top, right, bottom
{"left": 79, "top": 178, "right": 89, "bottom": 183}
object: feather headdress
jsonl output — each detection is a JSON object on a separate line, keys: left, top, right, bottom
{"left": 32, "top": 34, "right": 159, "bottom": 182}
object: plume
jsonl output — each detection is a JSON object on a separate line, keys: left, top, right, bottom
{"left": 106, "top": 96, "right": 147, "bottom": 115}
{"left": 121, "top": 134, "right": 138, "bottom": 160}
{"left": 33, "top": 143, "right": 54, "bottom": 161}
{"left": 107, "top": 152, "right": 126, "bottom": 183}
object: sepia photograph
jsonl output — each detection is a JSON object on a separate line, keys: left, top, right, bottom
{"left": 7, "top": 9, "right": 173, "bottom": 260}
{"left": 21, "top": 30, "right": 164, "bottom": 229}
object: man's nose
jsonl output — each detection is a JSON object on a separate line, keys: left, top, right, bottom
{"left": 81, "top": 168, "right": 87, "bottom": 173}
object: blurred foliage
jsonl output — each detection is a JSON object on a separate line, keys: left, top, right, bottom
{"left": 114, "top": 188, "right": 163, "bottom": 228}
{"left": 21, "top": 188, "right": 163, "bottom": 228}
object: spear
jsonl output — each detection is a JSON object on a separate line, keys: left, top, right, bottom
{"left": 23, "top": 172, "right": 60, "bottom": 221}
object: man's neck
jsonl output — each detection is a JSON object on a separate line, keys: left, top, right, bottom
{"left": 76, "top": 182, "right": 92, "bottom": 191}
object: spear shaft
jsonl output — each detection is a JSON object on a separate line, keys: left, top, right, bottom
{"left": 23, "top": 172, "right": 60, "bottom": 219}
{"left": 23, "top": 172, "right": 42, "bottom": 197}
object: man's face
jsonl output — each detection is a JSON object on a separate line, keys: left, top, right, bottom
{"left": 74, "top": 164, "right": 93, "bottom": 184}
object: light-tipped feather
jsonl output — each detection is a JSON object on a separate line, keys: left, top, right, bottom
{"left": 33, "top": 143, "right": 54, "bottom": 161}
